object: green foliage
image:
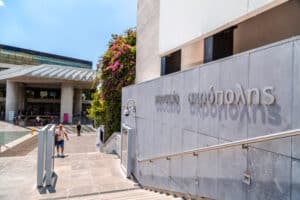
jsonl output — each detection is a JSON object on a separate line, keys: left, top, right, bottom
{"left": 87, "top": 92, "right": 105, "bottom": 127}
{"left": 88, "top": 29, "right": 136, "bottom": 137}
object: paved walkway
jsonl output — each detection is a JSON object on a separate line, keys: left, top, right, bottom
{"left": 0, "top": 132, "right": 183, "bottom": 200}
{"left": 0, "top": 133, "right": 138, "bottom": 200}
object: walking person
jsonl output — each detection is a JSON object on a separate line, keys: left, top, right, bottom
{"left": 35, "top": 116, "right": 41, "bottom": 126}
{"left": 55, "top": 124, "right": 69, "bottom": 158}
{"left": 76, "top": 121, "right": 81, "bottom": 136}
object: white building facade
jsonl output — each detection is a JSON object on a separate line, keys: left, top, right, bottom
{"left": 136, "top": 0, "right": 300, "bottom": 83}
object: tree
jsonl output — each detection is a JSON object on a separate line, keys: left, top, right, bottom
{"left": 88, "top": 29, "right": 136, "bottom": 138}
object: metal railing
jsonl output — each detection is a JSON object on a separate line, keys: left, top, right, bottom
{"left": 138, "top": 129, "right": 300, "bottom": 163}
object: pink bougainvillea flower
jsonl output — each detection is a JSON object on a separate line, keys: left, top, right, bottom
{"left": 122, "top": 44, "right": 129, "bottom": 51}
{"left": 112, "top": 61, "right": 120, "bottom": 71}
{"left": 104, "top": 65, "right": 113, "bottom": 71}
{"left": 114, "top": 38, "right": 120, "bottom": 44}
{"left": 111, "top": 44, "right": 116, "bottom": 51}
{"left": 91, "top": 29, "right": 135, "bottom": 136}
{"left": 113, "top": 51, "right": 122, "bottom": 59}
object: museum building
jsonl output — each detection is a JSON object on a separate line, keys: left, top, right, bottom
{"left": 0, "top": 44, "right": 96, "bottom": 124}
{"left": 121, "top": 0, "right": 300, "bottom": 199}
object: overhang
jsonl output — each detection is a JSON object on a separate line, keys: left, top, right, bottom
{"left": 0, "top": 64, "right": 96, "bottom": 83}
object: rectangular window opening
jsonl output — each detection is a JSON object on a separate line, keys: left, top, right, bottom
{"left": 161, "top": 50, "right": 181, "bottom": 76}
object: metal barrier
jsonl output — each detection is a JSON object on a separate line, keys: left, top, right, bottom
{"left": 138, "top": 129, "right": 300, "bottom": 163}
{"left": 37, "top": 124, "right": 56, "bottom": 188}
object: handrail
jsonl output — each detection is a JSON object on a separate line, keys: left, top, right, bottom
{"left": 138, "top": 129, "right": 300, "bottom": 163}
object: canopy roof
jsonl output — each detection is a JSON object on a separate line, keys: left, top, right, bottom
{"left": 0, "top": 64, "right": 96, "bottom": 82}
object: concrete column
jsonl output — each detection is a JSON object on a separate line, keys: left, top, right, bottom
{"left": 73, "top": 89, "right": 82, "bottom": 116}
{"left": 5, "top": 80, "right": 18, "bottom": 121}
{"left": 60, "top": 83, "right": 74, "bottom": 123}
{"left": 17, "top": 83, "right": 25, "bottom": 111}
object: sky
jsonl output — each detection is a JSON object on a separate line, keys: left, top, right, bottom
{"left": 0, "top": 0, "right": 137, "bottom": 68}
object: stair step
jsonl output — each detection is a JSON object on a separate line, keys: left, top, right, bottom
{"left": 63, "top": 125, "right": 95, "bottom": 134}
{"left": 112, "top": 194, "right": 176, "bottom": 200}
{"left": 67, "top": 188, "right": 183, "bottom": 200}
{"left": 100, "top": 190, "right": 148, "bottom": 198}
{"left": 99, "top": 189, "right": 182, "bottom": 200}
{"left": 104, "top": 193, "right": 165, "bottom": 199}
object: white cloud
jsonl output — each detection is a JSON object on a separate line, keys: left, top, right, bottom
{"left": 0, "top": 0, "right": 4, "bottom": 7}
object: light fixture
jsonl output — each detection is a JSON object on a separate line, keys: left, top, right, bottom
{"left": 124, "top": 99, "right": 136, "bottom": 117}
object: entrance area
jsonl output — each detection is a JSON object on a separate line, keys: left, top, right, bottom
{"left": 1, "top": 81, "right": 93, "bottom": 125}
{"left": 0, "top": 63, "right": 96, "bottom": 125}
{"left": 21, "top": 86, "right": 61, "bottom": 125}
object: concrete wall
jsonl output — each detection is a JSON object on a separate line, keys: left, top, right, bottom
{"left": 73, "top": 89, "right": 82, "bottom": 116}
{"left": 122, "top": 36, "right": 300, "bottom": 199}
{"left": 60, "top": 83, "right": 74, "bottom": 123}
{"left": 17, "top": 83, "right": 25, "bottom": 111}
{"left": 5, "top": 81, "right": 25, "bottom": 121}
{"left": 136, "top": 0, "right": 161, "bottom": 83}
{"left": 159, "top": 0, "right": 287, "bottom": 55}
{"left": 101, "top": 132, "right": 121, "bottom": 156}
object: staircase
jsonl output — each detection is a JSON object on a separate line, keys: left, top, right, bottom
{"left": 72, "top": 188, "right": 184, "bottom": 200}
{"left": 63, "top": 124, "right": 96, "bottom": 134}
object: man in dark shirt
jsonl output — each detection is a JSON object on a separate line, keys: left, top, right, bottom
{"left": 76, "top": 121, "right": 81, "bottom": 136}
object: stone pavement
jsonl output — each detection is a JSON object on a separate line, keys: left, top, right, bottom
{"left": 0, "top": 133, "right": 138, "bottom": 200}
{"left": 0, "top": 134, "right": 37, "bottom": 156}
{"left": 0, "top": 132, "right": 183, "bottom": 200}
{"left": 0, "top": 149, "right": 38, "bottom": 199}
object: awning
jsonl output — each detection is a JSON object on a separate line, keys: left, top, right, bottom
{"left": 0, "top": 64, "right": 96, "bottom": 82}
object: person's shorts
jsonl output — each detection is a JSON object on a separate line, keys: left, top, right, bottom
{"left": 56, "top": 140, "right": 64, "bottom": 148}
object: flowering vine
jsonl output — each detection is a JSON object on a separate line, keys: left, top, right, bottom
{"left": 88, "top": 29, "right": 136, "bottom": 137}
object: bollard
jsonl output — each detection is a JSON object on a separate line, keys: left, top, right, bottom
{"left": 31, "top": 128, "right": 35, "bottom": 136}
